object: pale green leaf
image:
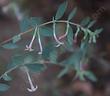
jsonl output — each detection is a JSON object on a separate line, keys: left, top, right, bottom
{"left": 19, "top": 17, "right": 31, "bottom": 32}
{"left": 95, "top": 28, "right": 103, "bottom": 34}
{"left": 6, "top": 55, "right": 24, "bottom": 70}
{"left": 76, "top": 70, "right": 85, "bottom": 81}
{"left": 61, "top": 50, "right": 82, "bottom": 68}
{"left": 2, "top": 43, "right": 18, "bottom": 49}
{"left": 55, "top": 1, "right": 68, "bottom": 20}
{"left": 87, "top": 20, "right": 96, "bottom": 28}
{"left": 67, "top": 26, "right": 74, "bottom": 46}
{"left": 79, "top": 73, "right": 85, "bottom": 81}
{"left": 12, "top": 34, "right": 21, "bottom": 43}
{"left": 0, "top": 83, "right": 10, "bottom": 92}
{"left": 68, "top": 7, "right": 77, "bottom": 20}
{"left": 40, "top": 27, "right": 53, "bottom": 37}
{"left": 2, "top": 74, "right": 12, "bottom": 81}
{"left": 49, "top": 50, "right": 57, "bottom": 63}
{"left": 57, "top": 67, "right": 68, "bottom": 78}
{"left": 42, "top": 42, "right": 55, "bottom": 59}
{"left": 80, "top": 39, "right": 88, "bottom": 51}
{"left": 84, "top": 71, "right": 97, "bottom": 82}
{"left": 26, "top": 63, "right": 46, "bottom": 73}
{"left": 29, "top": 17, "right": 43, "bottom": 27}
{"left": 80, "top": 17, "right": 91, "bottom": 27}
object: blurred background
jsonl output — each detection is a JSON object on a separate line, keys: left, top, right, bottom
{"left": 0, "top": 0, "right": 110, "bottom": 96}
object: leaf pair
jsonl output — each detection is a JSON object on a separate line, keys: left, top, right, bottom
{"left": 76, "top": 70, "right": 97, "bottom": 82}
{"left": 80, "top": 17, "right": 96, "bottom": 28}
{"left": 55, "top": 1, "right": 77, "bottom": 20}
{"left": 2, "top": 43, "right": 18, "bottom": 49}
{"left": 0, "top": 83, "right": 10, "bottom": 92}
{"left": 5, "top": 54, "right": 46, "bottom": 74}
{"left": 2, "top": 34, "right": 21, "bottom": 49}
{"left": 19, "top": 17, "right": 43, "bottom": 32}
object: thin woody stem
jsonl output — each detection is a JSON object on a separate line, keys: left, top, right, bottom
{"left": 25, "top": 25, "right": 38, "bottom": 51}
{"left": 59, "top": 21, "right": 70, "bottom": 40}
{"left": 75, "top": 26, "right": 80, "bottom": 37}
{"left": 53, "top": 18, "right": 64, "bottom": 47}
{"left": 37, "top": 28, "right": 43, "bottom": 54}
{"left": 28, "top": 26, "right": 38, "bottom": 48}
{"left": 0, "top": 20, "right": 84, "bottom": 46}
{"left": 26, "top": 69, "right": 34, "bottom": 87}
{"left": 24, "top": 67, "right": 38, "bottom": 92}
{"left": 0, "top": 60, "right": 65, "bottom": 79}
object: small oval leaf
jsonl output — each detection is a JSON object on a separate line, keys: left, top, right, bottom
{"left": 19, "top": 17, "right": 31, "bottom": 32}
{"left": 12, "top": 35, "right": 21, "bottom": 43}
{"left": 87, "top": 20, "right": 96, "bottom": 28}
{"left": 49, "top": 50, "right": 57, "bottom": 63}
{"left": 2, "top": 74, "right": 12, "bottom": 81}
{"left": 2, "top": 43, "right": 18, "bottom": 49}
{"left": 40, "top": 27, "right": 53, "bottom": 37}
{"left": 95, "top": 28, "right": 103, "bottom": 34}
{"left": 68, "top": 7, "right": 77, "bottom": 20}
{"left": 67, "top": 26, "right": 74, "bottom": 46}
{"left": 26, "top": 63, "right": 46, "bottom": 73}
{"left": 29, "top": 17, "right": 43, "bottom": 27}
{"left": 84, "top": 71, "right": 97, "bottom": 82}
{"left": 57, "top": 67, "right": 68, "bottom": 78}
{"left": 80, "top": 17, "right": 91, "bottom": 27}
{"left": 0, "top": 83, "right": 10, "bottom": 92}
{"left": 55, "top": 1, "right": 68, "bottom": 20}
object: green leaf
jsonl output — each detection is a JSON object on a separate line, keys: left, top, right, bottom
{"left": 87, "top": 20, "right": 96, "bottom": 28}
{"left": 84, "top": 71, "right": 97, "bottom": 82}
{"left": 19, "top": 17, "right": 43, "bottom": 32}
{"left": 23, "top": 55, "right": 33, "bottom": 64}
{"left": 95, "top": 28, "right": 103, "bottom": 35}
{"left": 80, "top": 17, "right": 91, "bottom": 27}
{"left": 42, "top": 42, "right": 55, "bottom": 59}
{"left": 12, "top": 34, "right": 21, "bottom": 43}
{"left": 67, "top": 26, "right": 74, "bottom": 46}
{"left": 68, "top": 7, "right": 77, "bottom": 20}
{"left": 57, "top": 67, "right": 68, "bottom": 78}
{"left": 61, "top": 50, "right": 82, "bottom": 68}
{"left": 6, "top": 55, "right": 24, "bottom": 70}
{"left": 2, "top": 74, "right": 12, "bottom": 81}
{"left": 55, "top": 1, "right": 68, "bottom": 20}
{"left": 40, "top": 27, "right": 53, "bottom": 37}
{"left": 29, "top": 17, "right": 43, "bottom": 27}
{"left": 26, "top": 63, "right": 46, "bottom": 73}
{"left": 79, "top": 73, "right": 85, "bottom": 81}
{"left": 49, "top": 50, "right": 57, "bottom": 63}
{"left": 80, "top": 39, "right": 88, "bottom": 51}
{"left": 77, "top": 71, "right": 85, "bottom": 81}
{"left": 0, "top": 83, "right": 10, "bottom": 92}
{"left": 2, "top": 43, "right": 18, "bottom": 49}
{"left": 19, "top": 17, "right": 31, "bottom": 32}
{"left": 82, "top": 28, "right": 89, "bottom": 40}
{"left": 6, "top": 55, "right": 38, "bottom": 75}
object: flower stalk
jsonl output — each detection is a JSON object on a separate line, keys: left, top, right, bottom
{"left": 37, "top": 28, "right": 43, "bottom": 54}
{"left": 25, "top": 26, "right": 38, "bottom": 51}
{"left": 26, "top": 69, "right": 38, "bottom": 92}
{"left": 59, "top": 21, "right": 70, "bottom": 40}
{"left": 53, "top": 17, "right": 64, "bottom": 47}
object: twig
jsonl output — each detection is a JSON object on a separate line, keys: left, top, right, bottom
{"left": 0, "top": 20, "right": 83, "bottom": 46}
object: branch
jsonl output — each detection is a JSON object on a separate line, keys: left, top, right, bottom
{"left": 0, "top": 60, "right": 65, "bottom": 79}
{"left": 0, "top": 20, "right": 84, "bottom": 46}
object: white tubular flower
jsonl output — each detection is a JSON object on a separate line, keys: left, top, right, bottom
{"left": 53, "top": 17, "right": 64, "bottom": 47}
{"left": 37, "top": 28, "right": 43, "bottom": 54}
{"left": 59, "top": 22, "right": 69, "bottom": 40}
{"left": 25, "top": 26, "right": 38, "bottom": 51}
{"left": 75, "top": 26, "right": 80, "bottom": 38}
{"left": 26, "top": 69, "right": 38, "bottom": 92}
